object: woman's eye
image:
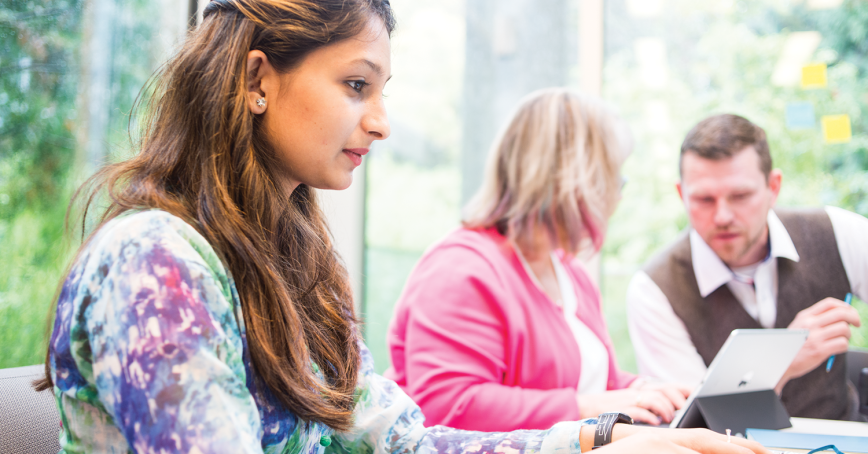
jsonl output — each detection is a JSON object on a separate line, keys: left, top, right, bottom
{"left": 348, "top": 80, "right": 369, "bottom": 93}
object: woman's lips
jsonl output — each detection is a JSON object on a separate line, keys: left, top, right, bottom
{"left": 342, "top": 148, "right": 368, "bottom": 167}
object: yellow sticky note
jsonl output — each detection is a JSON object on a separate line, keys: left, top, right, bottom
{"left": 821, "top": 114, "right": 852, "bottom": 143}
{"left": 801, "top": 63, "right": 828, "bottom": 89}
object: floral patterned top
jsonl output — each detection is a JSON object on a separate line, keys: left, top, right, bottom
{"left": 48, "top": 210, "right": 592, "bottom": 454}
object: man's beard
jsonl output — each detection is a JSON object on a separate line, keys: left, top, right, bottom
{"left": 716, "top": 226, "right": 766, "bottom": 266}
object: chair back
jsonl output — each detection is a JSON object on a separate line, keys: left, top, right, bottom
{"left": 848, "top": 348, "right": 868, "bottom": 417}
{"left": 0, "top": 365, "right": 61, "bottom": 454}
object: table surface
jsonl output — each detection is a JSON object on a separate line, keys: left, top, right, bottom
{"left": 782, "top": 417, "right": 868, "bottom": 437}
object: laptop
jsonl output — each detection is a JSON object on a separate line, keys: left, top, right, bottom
{"left": 670, "top": 328, "right": 809, "bottom": 429}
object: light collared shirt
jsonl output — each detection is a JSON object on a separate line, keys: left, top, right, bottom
{"left": 626, "top": 206, "right": 868, "bottom": 386}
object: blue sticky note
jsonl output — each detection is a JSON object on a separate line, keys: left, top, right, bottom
{"left": 786, "top": 102, "right": 816, "bottom": 129}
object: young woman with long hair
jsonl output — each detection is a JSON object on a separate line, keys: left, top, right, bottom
{"left": 37, "top": 1, "right": 769, "bottom": 453}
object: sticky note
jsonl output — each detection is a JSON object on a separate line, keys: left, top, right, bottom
{"left": 785, "top": 102, "right": 815, "bottom": 129}
{"left": 801, "top": 63, "right": 827, "bottom": 89}
{"left": 821, "top": 114, "right": 852, "bottom": 143}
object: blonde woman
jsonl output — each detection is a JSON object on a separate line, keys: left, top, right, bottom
{"left": 386, "top": 88, "right": 692, "bottom": 431}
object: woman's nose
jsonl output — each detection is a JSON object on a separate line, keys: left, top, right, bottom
{"left": 364, "top": 98, "right": 390, "bottom": 140}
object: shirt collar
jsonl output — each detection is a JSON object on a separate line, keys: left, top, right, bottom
{"left": 767, "top": 210, "right": 800, "bottom": 263}
{"left": 690, "top": 210, "right": 800, "bottom": 297}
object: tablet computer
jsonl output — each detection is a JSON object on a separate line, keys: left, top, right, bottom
{"left": 670, "top": 328, "right": 808, "bottom": 429}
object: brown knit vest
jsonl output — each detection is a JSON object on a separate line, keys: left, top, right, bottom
{"left": 644, "top": 208, "right": 859, "bottom": 420}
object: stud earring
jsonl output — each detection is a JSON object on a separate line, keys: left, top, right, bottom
{"left": 256, "top": 98, "right": 266, "bottom": 107}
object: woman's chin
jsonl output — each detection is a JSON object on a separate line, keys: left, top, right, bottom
{"left": 312, "top": 174, "right": 355, "bottom": 192}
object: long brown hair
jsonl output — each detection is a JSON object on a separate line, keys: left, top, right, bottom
{"left": 36, "top": 0, "right": 395, "bottom": 431}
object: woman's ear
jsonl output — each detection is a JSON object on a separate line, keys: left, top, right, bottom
{"left": 246, "top": 50, "right": 273, "bottom": 115}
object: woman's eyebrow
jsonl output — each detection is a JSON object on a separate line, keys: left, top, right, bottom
{"left": 350, "top": 58, "right": 388, "bottom": 78}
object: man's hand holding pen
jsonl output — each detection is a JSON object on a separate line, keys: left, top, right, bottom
{"left": 774, "top": 297, "right": 861, "bottom": 393}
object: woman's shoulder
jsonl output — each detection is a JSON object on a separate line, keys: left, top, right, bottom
{"left": 92, "top": 209, "right": 205, "bottom": 251}
{"left": 79, "top": 209, "right": 234, "bottom": 296}
{"left": 64, "top": 210, "right": 243, "bottom": 362}
{"left": 91, "top": 210, "right": 222, "bottom": 265}
{"left": 410, "top": 226, "right": 516, "bottom": 285}
{"left": 426, "top": 226, "right": 508, "bottom": 259}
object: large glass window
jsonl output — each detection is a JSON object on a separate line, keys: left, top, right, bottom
{"left": 0, "top": 0, "right": 190, "bottom": 368}
{"left": 601, "top": 0, "right": 868, "bottom": 370}
{"left": 363, "top": 0, "right": 466, "bottom": 373}
{"left": 363, "top": 0, "right": 868, "bottom": 375}
{"left": 363, "top": 0, "right": 585, "bottom": 373}
{"left": 2, "top": 0, "right": 865, "bottom": 372}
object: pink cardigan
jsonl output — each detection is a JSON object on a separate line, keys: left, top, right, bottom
{"left": 384, "top": 227, "right": 636, "bottom": 431}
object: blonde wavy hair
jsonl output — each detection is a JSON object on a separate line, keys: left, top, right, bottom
{"left": 463, "top": 88, "right": 631, "bottom": 257}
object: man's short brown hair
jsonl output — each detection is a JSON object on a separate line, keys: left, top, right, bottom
{"left": 680, "top": 114, "right": 772, "bottom": 179}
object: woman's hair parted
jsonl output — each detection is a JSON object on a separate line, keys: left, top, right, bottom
{"left": 36, "top": 0, "right": 395, "bottom": 431}
{"left": 463, "top": 88, "right": 630, "bottom": 257}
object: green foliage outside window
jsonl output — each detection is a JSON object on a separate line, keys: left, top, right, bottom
{"left": 602, "top": 0, "right": 868, "bottom": 370}
{"left": 0, "top": 1, "right": 83, "bottom": 369}
{"left": 0, "top": 0, "right": 169, "bottom": 368}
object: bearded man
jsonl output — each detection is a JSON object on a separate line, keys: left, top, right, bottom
{"left": 626, "top": 114, "right": 866, "bottom": 421}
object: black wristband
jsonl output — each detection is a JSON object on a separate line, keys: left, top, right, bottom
{"left": 592, "top": 412, "right": 633, "bottom": 449}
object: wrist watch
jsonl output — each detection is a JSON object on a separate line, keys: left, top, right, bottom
{"left": 592, "top": 412, "right": 633, "bottom": 450}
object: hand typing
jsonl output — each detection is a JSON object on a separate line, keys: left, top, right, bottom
{"left": 577, "top": 380, "right": 692, "bottom": 425}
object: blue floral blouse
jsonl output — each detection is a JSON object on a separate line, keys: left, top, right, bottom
{"left": 48, "top": 210, "right": 591, "bottom": 453}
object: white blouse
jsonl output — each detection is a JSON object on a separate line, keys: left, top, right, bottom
{"left": 552, "top": 254, "right": 609, "bottom": 394}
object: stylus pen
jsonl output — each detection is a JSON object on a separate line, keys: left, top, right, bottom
{"left": 825, "top": 292, "right": 853, "bottom": 373}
